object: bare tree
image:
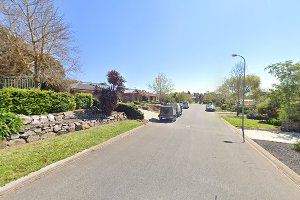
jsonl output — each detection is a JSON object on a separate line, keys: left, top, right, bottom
{"left": 0, "top": 26, "right": 33, "bottom": 76}
{"left": 230, "top": 61, "right": 244, "bottom": 115}
{"left": 0, "top": 0, "right": 79, "bottom": 88}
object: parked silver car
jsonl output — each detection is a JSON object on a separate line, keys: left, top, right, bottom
{"left": 183, "top": 102, "right": 189, "bottom": 109}
{"left": 159, "top": 106, "right": 177, "bottom": 121}
{"left": 167, "top": 103, "right": 182, "bottom": 117}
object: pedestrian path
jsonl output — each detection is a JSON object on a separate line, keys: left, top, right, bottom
{"left": 139, "top": 109, "right": 158, "bottom": 120}
{"left": 245, "top": 129, "right": 300, "bottom": 144}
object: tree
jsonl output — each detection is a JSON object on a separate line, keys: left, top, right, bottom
{"left": 217, "top": 74, "right": 261, "bottom": 114}
{"left": 266, "top": 61, "right": 300, "bottom": 121}
{"left": 230, "top": 62, "right": 244, "bottom": 115}
{"left": 94, "top": 70, "right": 126, "bottom": 115}
{"left": 1, "top": 0, "right": 79, "bottom": 88}
{"left": 148, "top": 73, "right": 174, "bottom": 102}
{"left": 107, "top": 70, "right": 126, "bottom": 93}
{"left": 0, "top": 26, "right": 33, "bottom": 76}
{"left": 174, "top": 92, "right": 193, "bottom": 103}
{"left": 95, "top": 89, "right": 118, "bottom": 115}
{"left": 203, "top": 92, "right": 224, "bottom": 106}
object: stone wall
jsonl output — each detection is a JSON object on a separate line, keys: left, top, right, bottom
{"left": 281, "top": 120, "right": 300, "bottom": 132}
{"left": 3, "top": 108, "right": 127, "bottom": 147}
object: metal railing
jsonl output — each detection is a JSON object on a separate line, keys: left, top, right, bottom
{"left": 0, "top": 76, "right": 34, "bottom": 89}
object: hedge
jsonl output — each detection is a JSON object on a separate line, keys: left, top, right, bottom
{"left": 75, "top": 93, "right": 93, "bottom": 109}
{"left": 0, "top": 88, "right": 78, "bottom": 115}
{"left": 0, "top": 110, "right": 23, "bottom": 140}
{"left": 115, "top": 103, "right": 144, "bottom": 120}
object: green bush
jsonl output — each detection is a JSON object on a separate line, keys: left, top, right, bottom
{"left": 75, "top": 93, "right": 93, "bottom": 109}
{"left": 266, "top": 118, "right": 282, "bottom": 126}
{"left": 256, "top": 100, "right": 279, "bottom": 119}
{"left": 115, "top": 103, "right": 144, "bottom": 120}
{"left": 50, "top": 92, "right": 76, "bottom": 113}
{"left": 293, "top": 141, "right": 300, "bottom": 152}
{"left": 0, "top": 88, "right": 76, "bottom": 115}
{"left": 279, "top": 102, "right": 300, "bottom": 122}
{"left": 221, "top": 103, "right": 228, "bottom": 110}
{"left": 0, "top": 110, "right": 23, "bottom": 140}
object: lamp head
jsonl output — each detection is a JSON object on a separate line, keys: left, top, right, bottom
{"left": 232, "top": 54, "right": 238, "bottom": 57}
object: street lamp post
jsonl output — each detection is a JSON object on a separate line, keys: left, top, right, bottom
{"left": 232, "top": 54, "right": 246, "bottom": 143}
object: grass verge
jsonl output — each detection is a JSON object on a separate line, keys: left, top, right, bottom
{"left": 0, "top": 120, "right": 143, "bottom": 187}
{"left": 222, "top": 116, "right": 279, "bottom": 129}
{"left": 216, "top": 110, "right": 235, "bottom": 113}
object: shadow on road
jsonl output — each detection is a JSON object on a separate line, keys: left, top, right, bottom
{"left": 223, "top": 140, "right": 239, "bottom": 144}
{"left": 149, "top": 118, "right": 174, "bottom": 123}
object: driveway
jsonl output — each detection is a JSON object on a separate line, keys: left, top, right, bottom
{"left": 1, "top": 104, "right": 300, "bottom": 200}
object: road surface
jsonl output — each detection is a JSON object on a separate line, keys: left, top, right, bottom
{"left": 1, "top": 104, "right": 300, "bottom": 199}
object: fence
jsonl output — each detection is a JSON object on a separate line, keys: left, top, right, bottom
{"left": 0, "top": 76, "right": 34, "bottom": 89}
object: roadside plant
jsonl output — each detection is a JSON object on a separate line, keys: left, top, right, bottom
{"left": 293, "top": 141, "right": 300, "bottom": 152}
{"left": 95, "top": 88, "right": 118, "bottom": 115}
{"left": 0, "top": 110, "right": 23, "bottom": 140}
{"left": 115, "top": 103, "right": 144, "bottom": 120}
{"left": 266, "top": 61, "right": 300, "bottom": 121}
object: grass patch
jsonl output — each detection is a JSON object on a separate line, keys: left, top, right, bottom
{"left": 293, "top": 141, "right": 300, "bottom": 152}
{"left": 216, "top": 110, "right": 235, "bottom": 113}
{"left": 222, "top": 116, "right": 279, "bottom": 129}
{"left": 0, "top": 120, "right": 143, "bottom": 187}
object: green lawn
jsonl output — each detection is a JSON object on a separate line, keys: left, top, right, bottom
{"left": 222, "top": 116, "right": 279, "bottom": 129}
{"left": 0, "top": 120, "right": 143, "bottom": 187}
{"left": 216, "top": 110, "right": 235, "bottom": 113}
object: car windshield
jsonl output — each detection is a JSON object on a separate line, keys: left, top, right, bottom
{"left": 160, "top": 107, "right": 173, "bottom": 114}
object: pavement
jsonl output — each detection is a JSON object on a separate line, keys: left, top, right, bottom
{"left": 1, "top": 104, "right": 300, "bottom": 200}
{"left": 139, "top": 109, "right": 159, "bottom": 120}
{"left": 216, "top": 112, "right": 300, "bottom": 144}
{"left": 245, "top": 129, "right": 300, "bottom": 144}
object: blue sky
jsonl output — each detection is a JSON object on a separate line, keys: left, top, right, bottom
{"left": 55, "top": 0, "right": 300, "bottom": 93}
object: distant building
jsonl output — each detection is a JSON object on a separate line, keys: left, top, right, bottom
{"left": 121, "top": 89, "right": 159, "bottom": 103}
{"left": 70, "top": 81, "right": 109, "bottom": 94}
{"left": 240, "top": 99, "right": 255, "bottom": 106}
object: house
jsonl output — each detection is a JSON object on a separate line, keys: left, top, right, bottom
{"left": 121, "top": 89, "right": 159, "bottom": 103}
{"left": 240, "top": 99, "right": 255, "bottom": 106}
{"left": 70, "top": 81, "right": 109, "bottom": 94}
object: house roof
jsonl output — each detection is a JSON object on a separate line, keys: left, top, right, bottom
{"left": 124, "top": 89, "right": 159, "bottom": 97}
{"left": 70, "top": 81, "right": 109, "bottom": 91}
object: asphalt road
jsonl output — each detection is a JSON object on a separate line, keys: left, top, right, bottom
{"left": 1, "top": 104, "right": 300, "bottom": 200}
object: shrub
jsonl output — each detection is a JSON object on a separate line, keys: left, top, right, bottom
{"left": 115, "top": 103, "right": 144, "bottom": 120}
{"left": 266, "top": 118, "right": 282, "bottom": 126}
{"left": 279, "top": 102, "right": 300, "bottom": 122}
{"left": 75, "top": 93, "right": 93, "bottom": 109}
{"left": 0, "top": 110, "right": 23, "bottom": 140}
{"left": 293, "top": 141, "right": 300, "bottom": 152}
{"left": 0, "top": 88, "right": 76, "bottom": 115}
{"left": 96, "top": 88, "right": 118, "bottom": 115}
{"left": 50, "top": 92, "right": 76, "bottom": 113}
{"left": 92, "top": 97, "right": 99, "bottom": 107}
{"left": 221, "top": 103, "right": 228, "bottom": 110}
{"left": 246, "top": 112, "right": 268, "bottom": 120}
{"left": 256, "top": 100, "right": 279, "bottom": 119}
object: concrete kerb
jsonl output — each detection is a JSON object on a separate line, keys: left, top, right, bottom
{"left": 0, "top": 123, "right": 146, "bottom": 197}
{"left": 219, "top": 117, "right": 300, "bottom": 187}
